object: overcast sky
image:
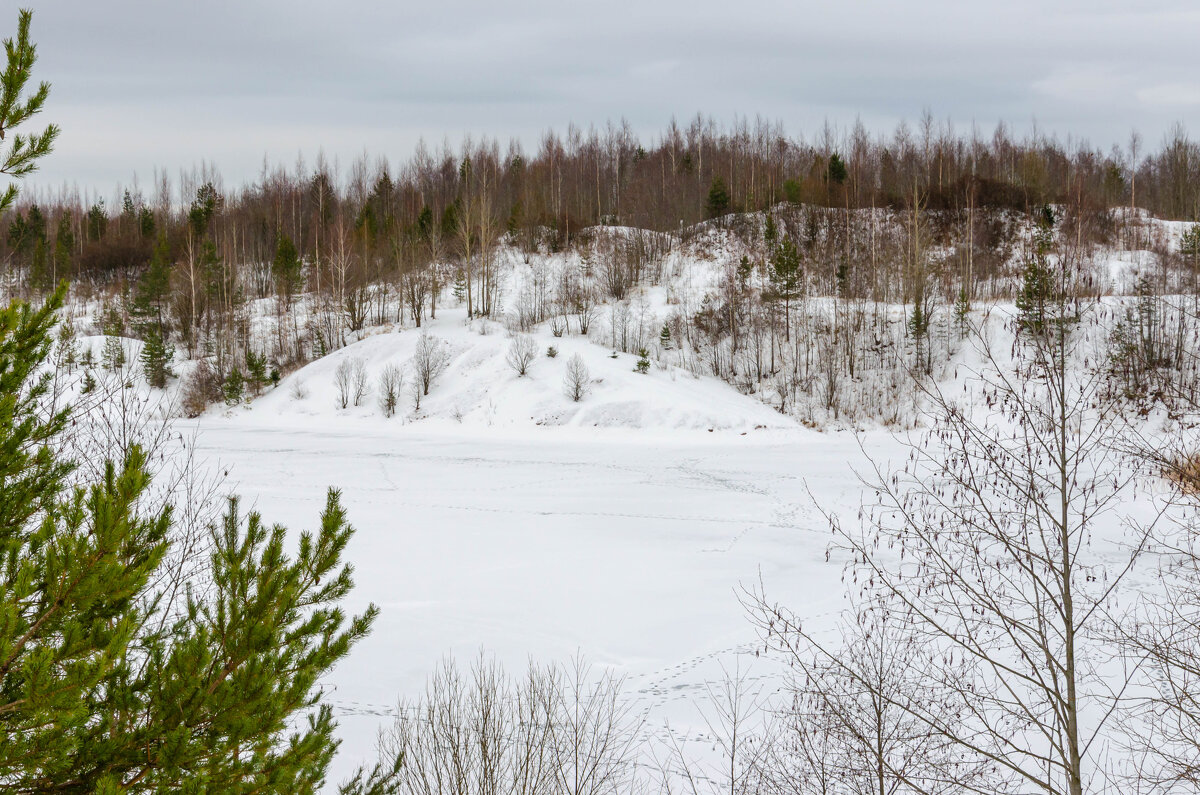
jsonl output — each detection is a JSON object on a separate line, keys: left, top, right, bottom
{"left": 9, "top": 0, "right": 1200, "bottom": 198}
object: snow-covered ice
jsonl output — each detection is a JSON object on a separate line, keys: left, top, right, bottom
{"left": 184, "top": 411, "right": 893, "bottom": 784}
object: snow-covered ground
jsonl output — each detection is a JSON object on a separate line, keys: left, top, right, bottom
{"left": 185, "top": 412, "right": 892, "bottom": 785}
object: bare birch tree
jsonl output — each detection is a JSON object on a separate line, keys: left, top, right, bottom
{"left": 771, "top": 306, "right": 1157, "bottom": 795}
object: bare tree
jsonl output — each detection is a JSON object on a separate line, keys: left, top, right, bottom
{"left": 787, "top": 310, "right": 1156, "bottom": 795}
{"left": 334, "top": 357, "right": 354, "bottom": 409}
{"left": 378, "top": 363, "right": 404, "bottom": 417}
{"left": 659, "top": 662, "right": 771, "bottom": 795}
{"left": 506, "top": 333, "right": 537, "bottom": 377}
{"left": 374, "top": 654, "right": 638, "bottom": 795}
{"left": 351, "top": 357, "right": 369, "bottom": 406}
{"left": 751, "top": 600, "right": 973, "bottom": 795}
{"left": 411, "top": 332, "right": 450, "bottom": 395}
{"left": 1120, "top": 430, "right": 1200, "bottom": 792}
{"left": 552, "top": 656, "right": 640, "bottom": 795}
{"left": 564, "top": 354, "right": 590, "bottom": 402}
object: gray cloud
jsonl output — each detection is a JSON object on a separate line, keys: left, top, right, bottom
{"left": 8, "top": 0, "right": 1199, "bottom": 196}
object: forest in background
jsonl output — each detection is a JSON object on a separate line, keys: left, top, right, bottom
{"left": 4, "top": 116, "right": 1198, "bottom": 424}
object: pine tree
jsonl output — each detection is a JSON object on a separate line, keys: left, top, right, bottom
{"left": 54, "top": 314, "right": 78, "bottom": 372}
{"left": 763, "top": 213, "right": 777, "bottom": 247}
{"left": 130, "top": 233, "right": 172, "bottom": 336}
{"left": 634, "top": 348, "right": 651, "bottom": 374}
{"left": 101, "top": 334, "right": 125, "bottom": 371}
{"left": 0, "top": 10, "right": 58, "bottom": 215}
{"left": 659, "top": 322, "right": 672, "bottom": 350}
{"left": 139, "top": 328, "right": 174, "bottom": 388}
{"left": 769, "top": 237, "right": 802, "bottom": 341}
{"left": 954, "top": 286, "right": 971, "bottom": 339}
{"left": 705, "top": 176, "right": 731, "bottom": 219}
{"left": 1016, "top": 237, "right": 1055, "bottom": 335}
{"left": 452, "top": 269, "right": 468, "bottom": 303}
{"left": 827, "top": 152, "right": 848, "bottom": 185}
{"left": 245, "top": 348, "right": 268, "bottom": 395}
{"left": 272, "top": 234, "right": 303, "bottom": 304}
{"left": 86, "top": 200, "right": 106, "bottom": 241}
{"left": 223, "top": 365, "right": 245, "bottom": 406}
{"left": 2, "top": 289, "right": 386, "bottom": 792}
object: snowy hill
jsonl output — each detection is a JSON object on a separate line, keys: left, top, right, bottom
{"left": 227, "top": 308, "right": 794, "bottom": 432}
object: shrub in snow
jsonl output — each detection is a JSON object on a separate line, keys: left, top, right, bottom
{"left": 412, "top": 333, "right": 450, "bottom": 395}
{"left": 506, "top": 334, "right": 537, "bottom": 377}
{"left": 181, "top": 359, "right": 223, "bottom": 417}
{"left": 564, "top": 354, "right": 590, "bottom": 402}
{"left": 634, "top": 348, "right": 651, "bottom": 374}
{"left": 378, "top": 363, "right": 404, "bottom": 417}
{"left": 546, "top": 345, "right": 558, "bottom": 358}
{"left": 289, "top": 377, "right": 309, "bottom": 401}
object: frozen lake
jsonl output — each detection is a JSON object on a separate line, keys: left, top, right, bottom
{"left": 185, "top": 416, "right": 891, "bottom": 784}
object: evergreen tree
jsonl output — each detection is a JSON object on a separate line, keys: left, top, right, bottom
{"left": 452, "top": 269, "right": 467, "bottom": 303}
{"left": 86, "top": 200, "right": 106, "bottom": 241}
{"left": 827, "top": 152, "right": 848, "bottom": 185}
{"left": 101, "top": 334, "right": 125, "bottom": 371}
{"left": 245, "top": 348, "right": 268, "bottom": 396}
{"left": 54, "top": 314, "right": 78, "bottom": 372}
{"left": 223, "top": 365, "right": 245, "bottom": 406}
{"left": 188, "top": 182, "right": 218, "bottom": 237}
{"left": 139, "top": 328, "right": 174, "bottom": 388}
{"left": 0, "top": 291, "right": 385, "bottom": 793}
{"left": 1016, "top": 211, "right": 1058, "bottom": 336}
{"left": 0, "top": 10, "right": 58, "bottom": 215}
{"left": 634, "top": 348, "right": 651, "bottom": 374}
{"left": 954, "top": 286, "right": 971, "bottom": 339}
{"left": 137, "top": 205, "right": 155, "bottom": 238}
{"left": 769, "top": 237, "right": 802, "bottom": 341}
{"left": 705, "top": 176, "right": 731, "bottom": 219}
{"left": 659, "top": 322, "right": 672, "bottom": 350}
{"left": 272, "top": 234, "right": 303, "bottom": 304}
{"left": 416, "top": 205, "right": 433, "bottom": 240}
{"left": 782, "top": 177, "right": 803, "bottom": 204}
{"left": 130, "top": 234, "right": 172, "bottom": 336}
